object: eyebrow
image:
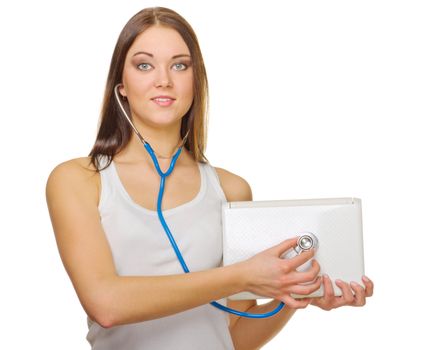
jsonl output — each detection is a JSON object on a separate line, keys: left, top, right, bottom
{"left": 132, "top": 51, "right": 191, "bottom": 59}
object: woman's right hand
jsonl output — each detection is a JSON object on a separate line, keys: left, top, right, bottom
{"left": 240, "top": 237, "right": 322, "bottom": 308}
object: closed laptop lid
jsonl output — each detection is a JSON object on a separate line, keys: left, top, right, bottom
{"left": 222, "top": 197, "right": 365, "bottom": 299}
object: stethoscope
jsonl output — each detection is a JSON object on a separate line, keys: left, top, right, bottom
{"left": 113, "top": 84, "right": 288, "bottom": 318}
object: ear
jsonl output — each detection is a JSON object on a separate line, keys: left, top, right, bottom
{"left": 118, "top": 84, "right": 127, "bottom": 97}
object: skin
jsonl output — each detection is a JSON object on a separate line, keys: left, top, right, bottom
{"left": 113, "top": 23, "right": 374, "bottom": 327}
{"left": 112, "top": 24, "right": 201, "bottom": 212}
{"left": 46, "top": 24, "right": 374, "bottom": 348}
{"left": 117, "top": 24, "right": 195, "bottom": 166}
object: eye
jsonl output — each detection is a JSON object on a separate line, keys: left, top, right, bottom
{"left": 173, "top": 62, "right": 190, "bottom": 71}
{"left": 137, "top": 63, "right": 152, "bottom": 71}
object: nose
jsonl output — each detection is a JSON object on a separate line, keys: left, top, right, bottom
{"left": 154, "top": 66, "right": 173, "bottom": 88}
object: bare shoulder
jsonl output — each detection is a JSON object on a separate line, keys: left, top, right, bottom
{"left": 45, "top": 156, "right": 117, "bottom": 326}
{"left": 213, "top": 166, "right": 253, "bottom": 202}
{"left": 46, "top": 156, "right": 100, "bottom": 206}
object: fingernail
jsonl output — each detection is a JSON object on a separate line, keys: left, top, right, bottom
{"left": 362, "top": 275, "right": 370, "bottom": 282}
{"left": 350, "top": 281, "right": 360, "bottom": 288}
{"left": 336, "top": 279, "right": 343, "bottom": 284}
{"left": 324, "top": 274, "right": 329, "bottom": 279}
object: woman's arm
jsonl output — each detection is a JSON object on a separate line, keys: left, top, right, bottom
{"left": 46, "top": 159, "right": 248, "bottom": 328}
{"left": 228, "top": 275, "right": 373, "bottom": 350}
{"left": 46, "top": 159, "right": 320, "bottom": 330}
{"left": 216, "top": 166, "right": 320, "bottom": 349}
{"left": 229, "top": 299, "right": 303, "bottom": 350}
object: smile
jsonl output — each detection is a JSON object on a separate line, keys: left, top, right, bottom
{"left": 152, "top": 98, "right": 175, "bottom": 107}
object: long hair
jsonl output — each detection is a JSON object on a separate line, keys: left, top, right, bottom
{"left": 88, "top": 7, "right": 209, "bottom": 171}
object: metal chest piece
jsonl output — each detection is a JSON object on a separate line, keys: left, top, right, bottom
{"left": 294, "top": 232, "right": 319, "bottom": 254}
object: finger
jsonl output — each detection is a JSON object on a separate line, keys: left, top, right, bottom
{"left": 284, "top": 248, "right": 316, "bottom": 270}
{"left": 280, "top": 295, "right": 312, "bottom": 309}
{"left": 309, "top": 274, "right": 333, "bottom": 310}
{"left": 271, "top": 237, "right": 299, "bottom": 256}
{"left": 362, "top": 276, "right": 374, "bottom": 297}
{"left": 299, "top": 297, "right": 314, "bottom": 308}
{"left": 350, "top": 281, "right": 366, "bottom": 306}
{"left": 335, "top": 279, "right": 355, "bottom": 306}
{"left": 290, "top": 259, "right": 321, "bottom": 284}
{"left": 295, "top": 298, "right": 313, "bottom": 309}
{"left": 289, "top": 276, "right": 322, "bottom": 295}
{"left": 322, "top": 274, "right": 335, "bottom": 300}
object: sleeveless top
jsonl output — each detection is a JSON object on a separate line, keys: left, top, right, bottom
{"left": 86, "top": 155, "right": 235, "bottom": 350}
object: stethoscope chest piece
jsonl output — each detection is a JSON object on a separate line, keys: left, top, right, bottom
{"left": 113, "top": 83, "right": 285, "bottom": 318}
{"left": 294, "top": 232, "right": 319, "bottom": 254}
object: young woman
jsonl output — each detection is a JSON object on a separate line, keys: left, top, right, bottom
{"left": 45, "top": 7, "right": 373, "bottom": 349}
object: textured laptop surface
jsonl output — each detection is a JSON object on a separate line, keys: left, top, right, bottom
{"left": 222, "top": 197, "right": 365, "bottom": 299}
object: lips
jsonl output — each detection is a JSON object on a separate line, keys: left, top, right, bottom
{"left": 151, "top": 95, "right": 176, "bottom": 101}
{"left": 151, "top": 96, "right": 175, "bottom": 107}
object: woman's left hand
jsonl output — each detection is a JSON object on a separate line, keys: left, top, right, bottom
{"left": 310, "top": 275, "right": 374, "bottom": 310}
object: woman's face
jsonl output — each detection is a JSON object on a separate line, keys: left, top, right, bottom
{"left": 119, "top": 25, "right": 194, "bottom": 129}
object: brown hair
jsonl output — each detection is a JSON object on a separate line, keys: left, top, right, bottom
{"left": 88, "top": 7, "right": 209, "bottom": 171}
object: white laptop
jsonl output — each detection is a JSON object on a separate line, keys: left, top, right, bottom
{"left": 222, "top": 197, "right": 365, "bottom": 300}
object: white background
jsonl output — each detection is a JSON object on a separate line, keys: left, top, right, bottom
{"left": 1, "top": 0, "right": 423, "bottom": 349}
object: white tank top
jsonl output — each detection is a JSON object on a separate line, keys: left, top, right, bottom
{"left": 86, "top": 155, "right": 235, "bottom": 350}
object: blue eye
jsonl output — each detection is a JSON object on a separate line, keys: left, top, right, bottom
{"left": 136, "top": 62, "right": 191, "bottom": 71}
{"left": 173, "top": 63, "right": 188, "bottom": 71}
{"left": 137, "top": 63, "right": 152, "bottom": 71}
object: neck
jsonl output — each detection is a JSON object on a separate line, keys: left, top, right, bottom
{"left": 117, "top": 122, "right": 190, "bottom": 164}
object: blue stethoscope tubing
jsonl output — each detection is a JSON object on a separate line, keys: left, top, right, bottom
{"left": 113, "top": 84, "right": 285, "bottom": 318}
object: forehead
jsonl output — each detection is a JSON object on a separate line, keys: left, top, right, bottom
{"left": 128, "top": 25, "right": 190, "bottom": 58}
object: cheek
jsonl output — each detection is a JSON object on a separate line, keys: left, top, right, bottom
{"left": 126, "top": 78, "right": 151, "bottom": 98}
{"left": 122, "top": 68, "right": 150, "bottom": 97}
{"left": 181, "top": 75, "right": 194, "bottom": 101}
